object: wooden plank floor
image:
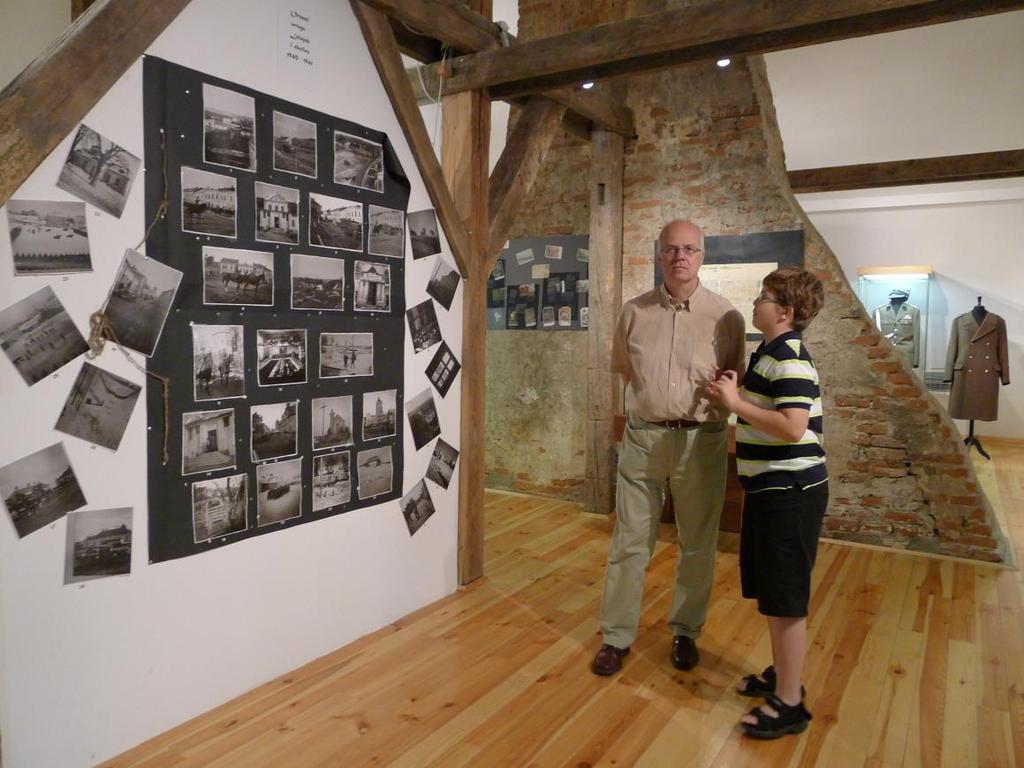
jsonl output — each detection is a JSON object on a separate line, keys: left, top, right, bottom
{"left": 103, "top": 440, "right": 1024, "bottom": 768}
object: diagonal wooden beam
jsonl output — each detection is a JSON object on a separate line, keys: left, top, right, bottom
{"left": 418, "top": 0, "right": 1024, "bottom": 99}
{"left": 788, "top": 149, "right": 1024, "bottom": 193}
{"left": 351, "top": 1, "right": 473, "bottom": 276}
{"left": 488, "top": 97, "right": 566, "bottom": 257}
{"left": 0, "top": 0, "right": 193, "bottom": 207}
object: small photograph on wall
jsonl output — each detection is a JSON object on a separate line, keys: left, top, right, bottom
{"left": 291, "top": 253, "right": 344, "bottom": 311}
{"left": 250, "top": 401, "right": 298, "bottom": 462}
{"left": 0, "top": 286, "right": 88, "bottom": 386}
{"left": 557, "top": 306, "right": 573, "bottom": 327}
{"left": 357, "top": 445, "right": 393, "bottom": 500}
{"left": 202, "top": 84, "right": 256, "bottom": 172}
{"left": 64, "top": 507, "right": 132, "bottom": 584}
{"left": 312, "top": 395, "right": 353, "bottom": 451}
{"left": 580, "top": 306, "right": 589, "bottom": 328}
{"left": 333, "top": 131, "right": 384, "bottom": 192}
{"left": 181, "top": 166, "right": 236, "bottom": 238}
{"left": 362, "top": 389, "right": 397, "bottom": 441}
{"left": 400, "top": 480, "right": 435, "bottom": 536}
{"left": 406, "top": 299, "right": 442, "bottom": 354}
{"left": 54, "top": 362, "right": 141, "bottom": 451}
{"left": 524, "top": 307, "right": 537, "bottom": 328}
{"left": 406, "top": 387, "right": 441, "bottom": 450}
{"left": 544, "top": 244, "right": 563, "bottom": 261}
{"left": 254, "top": 182, "right": 300, "bottom": 244}
{"left": 312, "top": 450, "right": 351, "bottom": 511}
{"left": 5, "top": 199, "right": 91, "bottom": 275}
{"left": 192, "top": 472, "right": 248, "bottom": 543}
{"left": 257, "top": 329, "right": 307, "bottom": 387}
{"left": 320, "top": 332, "right": 373, "bottom": 378}
{"left": 426, "top": 256, "right": 459, "bottom": 311}
{"left": 408, "top": 208, "right": 441, "bottom": 260}
{"left": 310, "top": 193, "right": 362, "bottom": 251}
{"left": 490, "top": 258, "right": 505, "bottom": 285}
{"left": 181, "top": 408, "right": 236, "bottom": 476}
{"left": 542, "top": 306, "right": 555, "bottom": 327}
{"left": 203, "top": 246, "right": 274, "bottom": 307}
{"left": 192, "top": 324, "right": 245, "bottom": 402}
{"left": 515, "top": 248, "right": 534, "bottom": 266}
{"left": 101, "top": 248, "right": 182, "bottom": 357}
{"left": 0, "top": 442, "right": 86, "bottom": 538}
{"left": 426, "top": 438, "right": 459, "bottom": 490}
{"left": 257, "top": 457, "right": 302, "bottom": 527}
{"left": 272, "top": 111, "right": 317, "bottom": 177}
{"left": 487, "top": 307, "right": 505, "bottom": 329}
{"left": 426, "top": 341, "right": 460, "bottom": 397}
{"left": 56, "top": 123, "right": 141, "bottom": 218}
{"left": 368, "top": 205, "right": 404, "bottom": 259}
{"left": 353, "top": 261, "right": 391, "bottom": 312}
{"left": 576, "top": 247, "right": 589, "bottom": 262}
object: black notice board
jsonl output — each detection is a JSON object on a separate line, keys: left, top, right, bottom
{"left": 143, "top": 57, "right": 407, "bottom": 563}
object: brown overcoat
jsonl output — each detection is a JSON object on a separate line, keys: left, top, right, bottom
{"left": 943, "top": 312, "right": 1010, "bottom": 421}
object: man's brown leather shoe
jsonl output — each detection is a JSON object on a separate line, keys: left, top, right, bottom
{"left": 671, "top": 635, "right": 699, "bottom": 670}
{"left": 591, "top": 644, "right": 630, "bottom": 676}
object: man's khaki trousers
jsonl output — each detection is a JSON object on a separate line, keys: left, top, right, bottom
{"left": 599, "top": 414, "right": 728, "bottom": 649}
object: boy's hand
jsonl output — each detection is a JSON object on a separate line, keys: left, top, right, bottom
{"left": 706, "top": 369, "right": 740, "bottom": 411}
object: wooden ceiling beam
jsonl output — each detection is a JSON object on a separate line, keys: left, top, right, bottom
{"left": 419, "top": 0, "right": 1024, "bottom": 99}
{"left": 788, "top": 149, "right": 1024, "bottom": 193}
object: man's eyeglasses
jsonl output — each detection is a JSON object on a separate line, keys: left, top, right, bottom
{"left": 659, "top": 245, "right": 703, "bottom": 257}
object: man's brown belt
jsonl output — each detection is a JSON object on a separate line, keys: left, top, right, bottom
{"left": 647, "top": 418, "right": 700, "bottom": 429}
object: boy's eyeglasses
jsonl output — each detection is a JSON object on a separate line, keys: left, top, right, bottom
{"left": 753, "top": 293, "right": 781, "bottom": 305}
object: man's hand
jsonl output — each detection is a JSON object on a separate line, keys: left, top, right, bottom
{"left": 706, "top": 370, "right": 740, "bottom": 411}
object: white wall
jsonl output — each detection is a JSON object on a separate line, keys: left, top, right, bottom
{"left": 0, "top": 2, "right": 462, "bottom": 766}
{"left": 800, "top": 183, "right": 1024, "bottom": 438}
{"left": 0, "top": 0, "right": 69, "bottom": 90}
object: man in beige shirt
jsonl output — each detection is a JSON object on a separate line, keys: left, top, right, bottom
{"left": 592, "top": 219, "right": 746, "bottom": 676}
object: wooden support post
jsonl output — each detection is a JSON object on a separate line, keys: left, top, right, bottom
{"left": 585, "top": 131, "right": 624, "bottom": 515}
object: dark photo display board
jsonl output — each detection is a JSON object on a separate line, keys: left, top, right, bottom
{"left": 489, "top": 235, "right": 589, "bottom": 331}
{"left": 143, "top": 57, "right": 407, "bottom": 563}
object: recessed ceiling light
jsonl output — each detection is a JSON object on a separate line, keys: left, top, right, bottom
{"left": 716, "top": 58, "right": 731, "bottom": 68}
{"left": 581, "top": 81, "right": 595, "bottom": 90}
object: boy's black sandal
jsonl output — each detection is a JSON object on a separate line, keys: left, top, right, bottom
{"left": 737, "top": 666, "right": 805, "bottom": 699}
{"left": 741, "top": 694, "right": 812, "bottom": 739}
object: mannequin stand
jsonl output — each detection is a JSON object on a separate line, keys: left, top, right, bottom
{"left": 964, "top": 420, "right": 990, "bottom": 460}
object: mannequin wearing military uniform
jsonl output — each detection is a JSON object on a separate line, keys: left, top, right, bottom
{"left": 873, "top": 289, "right": 921, "bottom": 368}
{"left": 944, "top": 301, "right": 1010, "bottom": 422}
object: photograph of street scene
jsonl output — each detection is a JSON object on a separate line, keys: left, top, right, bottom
{"left": 357, "top": 446, "right": 392, "bottom": 500}
{"left": 192, "top": 324, "right": 245, "bottom": 401}
{"left": 181, "top": 166, "right": 236, "bottom": 238}
{"left": 257, "top": 458, "right": 302, "bottom": 527}
{"left": 273, "top": 111, "right": 317, "bottom": 177}
{"left": 400, "top": 480, "right": 435, "bottom": 536}
{"left": 250, "top": 401, "right": 298, "bottom": 462}
{"left": 313, "top": 451, "right": 350, "bottom": 512}
{"left": 5, "top": 199, "right": 91, "bottom": 274}
{"left": 102, "top": 247, "right": 182, "bottom": 356}
{"left": 426, "top": 438, "right": 458, "bottom": 490}
{"left": 182, "top": 408, "right": 236, "bottom": 475}
{"left": 64, "top": 507, "right": 132, "bottom": 584}
{"left": 0, "top": 442, "right": 86, "bottom": 538}
{"left": 333, "top": 130, "right": 383, "bottom": 192}
{"left": 256, "top": 329, "right": 307, "bottom": 387}
{"left": 310, "top": 193, "right": 362, "bottom": 251}
{"left": 319, "top": 332, "right": 372, "bottom": 378}
{"left": 191, "top": 473, "right": 247, "bottom": 543}
{"left": 312, "top": 395, "right": 353, "bottom": 450}
{"left": 362, "top": 389, "right": 397, "bottom": 440}
{"left": 0, "top": 286, "right": 88, "bottom": 385}
{"left": 203, "top": 246, "right": 274, "bottom": 306}
{"left": 291, "top": 253, "right": 343, "bottom": 311}
{"left": 426, "top": 256, "right": 459, "bottom": 311}
{"left": 353, "top": 261, "right": 390, "bottom": 312}
{"left": 255, "top": 182, "right": 299, "bottom": 244}
{"left": 54, "top": 362, "right": 141, "bottom": 451}
{"left": 406, "top": 387, "right": 441, "bottom": 450}
{"left": 407, "top": 208, "right": 441, "bottom": 260}
{"left": 56, "top": 123, "right": 141, "bottom": 218}
{"left": 203, "top": 84, "right": 255, "bottom": 171}
{"left": 368, "top": 205, "right": 404, "bottom": 259}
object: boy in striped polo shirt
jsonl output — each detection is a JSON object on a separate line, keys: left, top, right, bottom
{"left": 707, "top": 266, "right": 826, "bottom": 740}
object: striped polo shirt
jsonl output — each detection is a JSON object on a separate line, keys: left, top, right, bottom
{"left": 736, "top": 330, "right": 827, "bottom": 493}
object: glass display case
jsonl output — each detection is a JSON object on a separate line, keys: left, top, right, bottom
{"left": 857, "top": 266, "right": 933, "bottom": 380}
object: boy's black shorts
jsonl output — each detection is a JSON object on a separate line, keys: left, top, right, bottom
{"left": 740, "top": 483, "right": 829, "bottom": 618}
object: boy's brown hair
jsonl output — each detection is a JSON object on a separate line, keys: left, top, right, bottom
{"left": 762, "top": 266, "right": 825, "bottom": 332}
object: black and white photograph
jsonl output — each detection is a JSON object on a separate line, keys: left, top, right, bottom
{"left": 203, "top": 246, "right": 274, "bottom": 306}
{"left": 312, "top": 395, "right": 353, "bottom": 450}
{"left": 291, "top": 253, "right": 344, "bottom": 311}
{"left": 357, "top": 445, "right": 393, "bottom": 500}
{"left": 313, "top": 451, "right": 350, "bottom": 512}
{"left": 426, "top": 256, "right": 459, "bottom": 311}
{"left": 181, "top": 166, "right": 236, "bottom": 238}
{"left": 192, "top": 473, "right": 247, "bottom": 543}
{"left": 320, "top": 332, "right": 373, "bottom": 378}
{"left": 576, "top": 247, "right": 589, "bottom": 262}
{"left": 524, "top": 306, "right": 537, "bottom": 328}
{"left": 0, "top": 442, "right": 86, "bottom": 538}
{"left": 406, "top": 388, "right": 441, "bottom": 450}
{"left": 400, "top": 480, "right": 436, "bottom": 536}
{"left": 408, "top": 208, "right": 441, "bottom": 260}
{"left": 203, "top": 84, "right": 256, "bottom": 171}
{"left": 368, "top": 205, "right": 404, "bottom": 259}
{"left": 515, "top": 247, "right": 534, "bottom": 266}
{"left": 255, "top": 182, "right": 299, "bottom": 244}
{"left": 487, "top": 307, "right": 505, "bottom": 330}
{"left": 310, "top": 193, "right": 362, "bottom": 251}
{"left": 406, "top": 299, "right": 442, "bottom": 354}
{"left": 542, "top": 305, "right": 556, "bottom": 327}
{"left": 426, "top": 438, "right": 459, "bottom": 490}
{"left": 0, "top": 286, "right": 88, "bottom": 386}
{"left": 251, "top": 401, "right": 298, "bottom": 462}
{"left": 580, "top": 306, "right": 589, "bottom": 328}
{"left": 333, "top": 131, "right": 383, "bottom": 192}
{"left": 545, "top": 244, "right": 563, "bottom": 261}
{"left": 256, "top": 329, "right": 307, "bottom": 387}
{"left": 54, "top": 362, "right": 141, "bottom": 451}
{"left": 192, "top": 324, "right": 245, "bottom": 401}
{"left": 425, "top": 341, "right": 461, "bottom": 397}
{"left": 257, "top": 457, "right": 302, "bottom": 526}
{"left": 64, "top": 507, "right": 132, "bottom": 584}
{"left": 56, "top": 123, "right": 141, "bottom": 218}
{"left": 362, "top": 389, "right": 397, "bottom": 441}
{"left": 182, "top": 408, "right": 236, "bottom": 475}
{"left": 101, "top": 248, "right": 182, "bottom": 357}
{"left": 5, "top": 199, "right": 91, "bottom": 275}
{"left": 558, "top": 306, "right": 573, "bottom": 327}
{"left": 490, "top": 258, "right": 505, "bottom": 285}
{"left": 353, "top": 260, "right": 391, "bottom": 312}
{"left": 273, "top": 111, "right": 317, "bottom": 177}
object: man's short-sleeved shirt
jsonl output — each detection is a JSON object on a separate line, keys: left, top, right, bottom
{"left": 612, "top": 283, "right": 746, "bottom": 423}
{"left": 735, "top": 330, "right": 827, "bottom": 493}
